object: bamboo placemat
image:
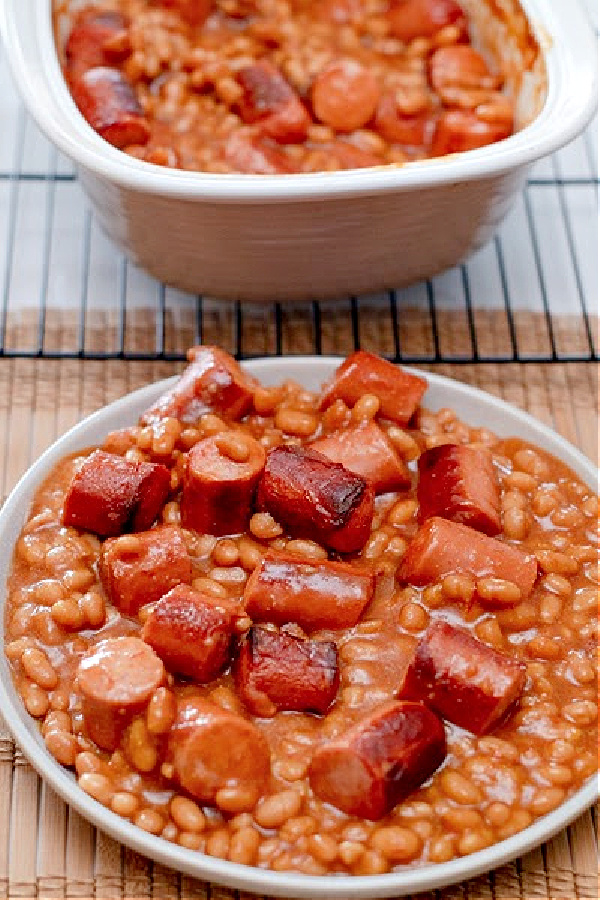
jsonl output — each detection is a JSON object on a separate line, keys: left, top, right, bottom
{"left": 0, "top": 341, "right": 597, "bottom": 900}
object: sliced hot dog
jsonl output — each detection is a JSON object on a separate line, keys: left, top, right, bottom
{"left": 256, "top": 445, "right": 374, "bottom": 553}
{"left": 69, "top": 67, "right": 150, "bottom": 149}
{"left": 319, "top": 351, "right": 427, "bottom": 427}
{"left": 243, "top": 551, "right": 375, "bottom": 631}
{"left": 311, "top": 421, "right": 411, "bottom": 494}
{"left": 77, "top": 636, "right": 165, "bottom": 751}
{"left": 309, "top": 701, "right": 446, "bottom": 819}
{"left": 63, "top": 449, "right": 170, "bottom": 537}
{"left": 373, "top": 95, "right": 433, "bottom": 147}
{"left": 430, "top": 110, "right": 512, "bottom": 156}
{"left": 168, "top": 697, "right": 271, "bottom": 805}
{"left": 417, "top": 444, "right": 501, "bottom": 535}
{"left": 387, "top": 0, "right": 467, "bottom": 43}
{"left": 236, "top": 61, "right": 311, "bottom": 143}
{"left": 222, "top": 131, "right": 295, "bottom": 174}
{"left": 142, "top": 584, "right": 237, "bottom": 682}
{"left": 235, "top": 625, "right": 339, "bottom": 717}
{"left": 180, "top": 432, "right": 266, "bottom": 536}
{"left": 398, "top": 620, "right": 527, "bottom": 734}
{"left": 65, "top": 9, "right": 131, "bottom": 78}
{"left": 99, "top": 525, "right": 192, "bottom": 616}
{"left": 141, "top": 345, "right": 256, "bottom": 425}
{"left": 400, "top": 517, "right": 538, "bottom": 599}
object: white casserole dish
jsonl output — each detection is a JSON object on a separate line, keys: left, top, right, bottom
{"left": 0, "top": 0, "right": 596, "bottom": 300}
{"left": 0, "top": 357, "right": 598, "bottom": 899}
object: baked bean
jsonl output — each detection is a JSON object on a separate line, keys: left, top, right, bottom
{"left": 42, "top": 710, "right": 72, "bottom": 736}
{"left": 21, "top": 648, "right": 58, "bottom": 690}
{"left": 502, "top": 506, "right": 531, "bottom": 540}
{"left": 513, "top": 448, "right": 549, "bottom": 479}
{"left": 255, "top": 791, "right": 303, "bottom": 829}
{"left": 398, "top": 601, "right": 429, "bottom": 632}
{"left": 474, "top": 617, "right": 504, "bottom": 649}
{"left": 284, "top": 539, "right": 328, "bottom": 560}
{"left": 370, "top": 826, "right": 422, "bottom": 862}
{"left": 237, "top": 537, "right": 264, "bottom": 570}
{"left": 206, "top": 829, "right": 230, "bottom": 859}
{"left": 338, "top": 840, "right": 365, "bottom": 866}
{"left": 78, "top": 772, "right": 114, "bottom": 805}
{"left": 457, "top": 829, "right": 493, "bottom": 856}
{"left": 111, "top": 791, "right": 139, "bottom": 817}
{"left": 215, "top": 431, "right": 252, "bottom": 463}
{"left": 530, "top": 787, "right": 565, "bottom": 816}
{"left": 215, "top": 785, "right": 259, "bottom": 814}
{"left": 568, "top": 655, "right": 595, "bottom": 684}
{"left": 229, "top": 827, "right": 261, "bottom": 865}
{"left": 351, "top": 394, "right": 380, "bottom": 422}
{"left": 170, "top": 796, "right": 206, "bottom": 833}
{"left": 178, "top": 831, "right": 204, "bottom": 851}
{"left": 191, "top": 576, "right": 228, "bottom": 599}
{"left": 80, "top": 589, "right": 106, "bottom": 628}
{"left": 539, "top": 593, "right": 562, "bottom": 624}
{"left": 23, "top": 682, "right": 50, "bottom": 718}
{"left": 249, "top": 512, "right": 283, "bottom": 541}
{"left": 45, "top": 729, "right": 78, "bottom": 767}
{"left": 422, "top": 583, "right": 444, "bottom": 608}
{"left": 308, "top": 833, "right": 338, "bottom": 864}
{"left": 429, "top": 834, "right": 456, "bottom": 863}
{"left": 51, "top": 596, "right": 85, "bottom": 630}
{"left": 354, "top": 849, "right": 388, "bottom": 875}
{"left": 146, "top": 687, "right": 176, "bottom": 735}
{"left": 274, "top": 408, "right": 318, "bottom": 437}
{"left": 497, "top": 809, "right": 532, "bottom": 840}
{"left": 30, "top": 580, "right": 65, "bottom": 606}
{"left": 134, "top": 808, "right": 164, "bottom": 834}
{"left": 562, "top": 700, "right": 597, "bottom": 726}
{"left": 484, "top": 801, "right": 511, "bottom": 826}
{"left": 441, "top": 807, "right": 484, "bottom": 831}
{"left": 126, "top": 719, "right": 158, "bottom": 773}
{"left": 476, "top": 577, "right": 521, "bottom": 606}
{"left": 440, "top": 770, "right": 482, "bottom": 805}
{"left": 388, "top": 499, "right": 419, "bottom": 527}
{"left": 504, "top": 471, "right": 538, "bottom": 492}
{"left": 441, "top": 573, "right": 475, "bottom": 604}
{"left": 212, "top": 539, "right": 240, "bottom": 567}
{"left": 537, "top": 549, "right": 579, "bottom": 576}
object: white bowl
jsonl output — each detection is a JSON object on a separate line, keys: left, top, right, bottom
{"left": 0, "top": 357, "right": 597, "bottom": 898}
{"left": 0, "top": 1, "right": 596, "bottom": 300}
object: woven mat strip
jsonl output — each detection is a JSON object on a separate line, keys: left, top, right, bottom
{"left": 0, "top": 355, "right": 597, "bottom": 900}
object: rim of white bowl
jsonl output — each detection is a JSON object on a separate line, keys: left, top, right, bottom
{"left": 0, "top": 0, "right": 596, "bottom": 201}
{"left": 0, "top": 358, "right": 598, "bottom": 899}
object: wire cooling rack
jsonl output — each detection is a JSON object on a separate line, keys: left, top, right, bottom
{"left": 0, "top": 18, "right": 597, "bottom": 365}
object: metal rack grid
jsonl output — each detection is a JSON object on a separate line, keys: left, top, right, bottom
{"left": 0, "top": 28, "right": 597, "bottom": 365}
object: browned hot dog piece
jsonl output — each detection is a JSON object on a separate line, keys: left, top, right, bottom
{"left": 77, "top": 636, "right": 165, "bottom": 751}
{"left": 398, "top": 620, "right": 527, "bottom": 734}
{"left": 417, "top": 444, "right": 501, "bottom": 535}
{"left": 256, "top": 445, "right": 374, "bottom": 553}
{"left": 65, "top": 9, "right": 131, "bottom": 77}
{"left": 400, "top": 517, "right": 538, "bottom": 599}
{"left": 319, "top": 351, "right": 427, "bottom": 426}
{"left": 236, "top": 61, "right": 311, "bottom": 143}
{"left": 311, "top": 421, "right": 411, "bottom": 494}
{"left": 141, "top": 346, "right": 256, "bottom": 425}
{"left": 244, "top": 552, "right": 375, "bottom": 630}
{"left": 387, "top": 0, "right": 467, "bottom": 43}
{"left": 142, "top": 585, "right": 237, "bottom": 682}
{"left": 168, "top": 697, "right": 271, "bottom": 805}
{"left": 180, "top": 432, "right": 266, "bottom": 536}
{"left": 309, "top": 701, "right": 446, "bottom": 819}
{"left": 222, "top": 131, "right": 295, "bottom": 174}
{"left": 235, "top": 625, "right": 339, "bottom": 717}
{"left": 69, "top": 67, "right": 150, "bottom": 149}
{"left": 63, "top": 449, "right": 170, "bottom": 537}
{"left": 99, "top": 525, "right": 192, "bottom": 616}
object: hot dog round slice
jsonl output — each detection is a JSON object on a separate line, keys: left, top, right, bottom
{"left": 401, "top": 517, "right": 538, "bottom": 599}
{"left": 234, "top": 625, "right": 340, "bottom": 717}
{"left": 77, "top": 636, "right": 165, "bottom": 751}
{"left": 398, "top": 620, "right": 527, "bottom": 734}
{"left": 417, "top": 443, "right": 501, "bottom": 535}
{"left": 142, "top": 584, "right": 237, "bottom": 682}
{"left": 168, "top": 698, "right": 271, "bottom": 805}
{"left": 309, "top": 701, "right": 446, "bottom": 819}
{"left": 311, "top": 421, "right": 411, "bottom": 494}
{"left": 256, "top": 444, "right": 374, "bottom": 553}
{"left": 181, "top": 432, "right": 266, "bottom": 536}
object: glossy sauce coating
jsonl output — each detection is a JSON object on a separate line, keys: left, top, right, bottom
{"left": 57, "top": 0, "right": 522, "bottom": 173}
{"left": 4, "top": 353, "right": 598, "bottom": 876}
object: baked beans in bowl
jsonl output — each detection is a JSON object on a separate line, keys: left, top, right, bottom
{"left": 1, "top": 1, "right": 596, "bottom": 299}
{"left": 0, "top": 351, "right": 597, "bottom": 898}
